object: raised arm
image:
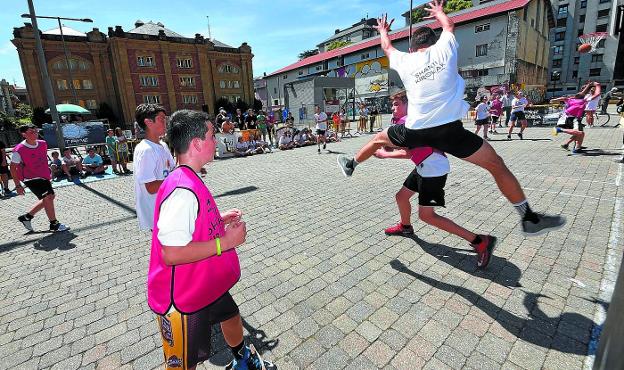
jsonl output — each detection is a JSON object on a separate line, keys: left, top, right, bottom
{"left": 375, "top": 13, "right": 397, "bottom": 58}
{"left": 424, "top": 0, "right": 454, "bottom": 33}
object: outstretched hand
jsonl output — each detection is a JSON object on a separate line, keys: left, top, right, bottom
{"left": 424, "top": 0, "right": 446, "bottom": 20}
{"left": 221, "top": 208, "right": 242, "bottom": 225}
{"left": 374, "top": 13, "right": 394, "bottom": 34}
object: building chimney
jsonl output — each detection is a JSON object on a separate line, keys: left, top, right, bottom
{"left": 134, "top": 19, "right": 144, "bottom": 28}
{"left": 335, "top": 29, "right": 340, "bottom": 34}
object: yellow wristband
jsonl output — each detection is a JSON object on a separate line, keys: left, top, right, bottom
{"left": 216, "top": 238, "right": 221, "bottom": 256}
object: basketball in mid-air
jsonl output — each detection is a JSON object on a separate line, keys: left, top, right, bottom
{"left": 578, "top": 43, "right": 592, "bottom": 53}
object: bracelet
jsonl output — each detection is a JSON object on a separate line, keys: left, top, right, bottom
{"left": 216, "top": 238, "right": 221, "bottom": 256}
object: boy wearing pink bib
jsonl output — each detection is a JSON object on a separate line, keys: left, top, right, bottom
{"left": 148, "top": 110, "right": 275, "bottom": 370}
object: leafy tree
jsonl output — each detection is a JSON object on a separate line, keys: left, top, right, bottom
{"left": 298, "top": 49, "right": 319, "bottom": 60}
{"left": 96, "top": 102, "right": 118, "bottom": 124}
{"left": 14, "top": 103, "right": 33, "bottom": 120}
{"left": 31, "top": 107, "right": 50, "bottom": 127}
{"left": 253, "top": 98, "right": 263, "bottom": 112}
{"left": 327, "top": 40, "right": 352, "bottom": 51}
{"left": 235, "top": 99, "right": 249, "bottom": 113}
{"left": 0, "top": 111, "right": 16, "bottom": 130}
{"left": 409, "top": 0, "right": 471, "bottom": 24}
{"left": 215, "top": 97, "right": 234, "bottom": 114}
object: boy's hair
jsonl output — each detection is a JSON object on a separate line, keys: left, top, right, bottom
{"left": 19, "top": 124, "right": 36, "bottom": 134}
{"left": 410, "top": 27, "right": 437, "bottom": 50}
{"left": 390, "top": 89, "right": 408, "bottom": 104}
{"left": 51, "top": 151, "right": 59, "bottom": 156}
{"left": 135, "top": 103, "right": 166, "bottom": 130}
{"left": 167, "top": 110, "right": 214, "bottom": 155}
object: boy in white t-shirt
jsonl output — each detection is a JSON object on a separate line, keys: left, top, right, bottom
{"left": 507, "top": 91, "right": 529, "bottom": 140}
{"left": 314, "top": 105, "right": 328, "bottom": 153}
{"left": 474, "top": 96, "right": 490, "bottom": 140}
{"left": 337, "top": 0, "right": 565, "bottom": 236}
{"left": 133, "top": 103, "right": 175, "bottom": 231}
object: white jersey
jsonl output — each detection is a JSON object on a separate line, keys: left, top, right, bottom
{"left": 389, "top": 31, "right": 469, "bottom": 130}
{"left": 418, "top": 152, "right": 450, "bottom": 177}
{"left": 585, "top": 94, "right": 600, "bottom": 111}
{"left": 314, "top": 112, "right": 328, "bottom": 131}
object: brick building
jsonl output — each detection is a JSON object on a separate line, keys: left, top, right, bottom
{"left": 12, "top": 20, "right": 254, "bottom": 125}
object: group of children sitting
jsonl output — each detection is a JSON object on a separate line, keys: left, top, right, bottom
{"left": 234, "top": 132, "right": 273, "bottom": 157}
{"left": 277, "top": 127, "right": 339, "bottom": 150}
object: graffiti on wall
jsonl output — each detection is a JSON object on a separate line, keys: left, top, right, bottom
{"left": 352, "top": 57, "right": 389, "bottom": 95}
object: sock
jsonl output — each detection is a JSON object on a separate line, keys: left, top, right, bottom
{"left": 555, "top": 127, "right": 563, "bottom": 133}
{"left": 50, "top": 219, "right": 59, "bottom": 225}
{"left": 401, "top": 224, "right": 412, "bottom": 229}
{"left": 230, "top": 340, "right": 245, "bottom": 359}
{"left": 471, "top": 235, "right": 482, "bottom": 245}
{"left": 24, "top": 213, "right": 34, "bottom": 220}
{"left": 514, "top": 200, "right": 538, "bottom": 223}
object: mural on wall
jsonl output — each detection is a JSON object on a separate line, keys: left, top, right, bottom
{"left": 352, "top": 57, "right": 389, "bottom": 96}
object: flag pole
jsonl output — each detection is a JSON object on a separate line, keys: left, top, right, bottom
{"left": 409, "top": 0, "right": 414, "bottom": 50}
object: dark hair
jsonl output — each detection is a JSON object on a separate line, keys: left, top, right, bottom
{"left": 390, "top": 89, "right": 408, "bottom": 104}
{"left": 135, "top": 103, "right": 166, "bottom": 130}
{"left": 410, "top": 27, "right": 437, "bottom": 50}
{"left": 167, "top": 110, "right": 214, "bottom": 155}
{"left": 51, "top": 151, "right": 59, "bottom": 156}
{"left": 19, "top": 124, "right": 36, "bottom": 133}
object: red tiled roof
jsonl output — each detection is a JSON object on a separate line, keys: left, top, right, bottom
{"left": 268, "top": 0, "right": 532, "bottom": 77}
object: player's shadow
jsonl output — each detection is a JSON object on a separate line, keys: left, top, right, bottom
{"left": 406, "top": 234, "right": 522, "bottom": 288}
{"left": 572, "top": 149, "right": 621, "bottom": 157}
{"left": 207, "top": 318, "right": 279, "bottom": 366}
{"left": 214, "top": 186, "right": 258, "bottom": 199}
{"left": 390, "top": 259, "right": 597, "bottom": 354}
{"left": 33, "top": 231, "right": 78, "bottom": 251}
{"left": 326, "top": 149, "right": 346, "bottom": 154}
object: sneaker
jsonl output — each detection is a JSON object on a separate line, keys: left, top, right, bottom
{"left": 552, "top": 127, "right": 559, "bottom": 136}
{"left": 507, "top": 135, "right": 511, "bottom": 140}
{"left": 49, "top": 221, "right": 69, "bottom": 232}
{"left": 384, "top": 223, "right": 415, "bottom": 236}
{"left": 226, "top": 344, "right": 276, "bottom": 370}
{"left": 522, "top": 213, "right": 566, "bottom": 236}
{"left": 124, "top": 169, "right": 133, "bottom": 174}
{"left": 18, "top": 215, "right": 34, "bottom": 232}
{"left": 571, "top": 149, "right": 583, "bottom": 155}
{"left": 561, "top": 144, "right": 569, "bottom": 151}
{"left": 317, "top": 148, "right": 321, "bottom": 153}
{"left": 337, "top": 155, "right": 354, "bottom": 177}
{"left": 323, "top": 143, "right": 326, "bottom": 149}
{"left": 471, "top": 235, "right": 497, "bottom": 269}
{"left": 517, "top": 132, "right": 523, "bottom": 140}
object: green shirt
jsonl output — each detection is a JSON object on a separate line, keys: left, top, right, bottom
{"left": 106, "top": 136, "right": 117, "bottom": 152}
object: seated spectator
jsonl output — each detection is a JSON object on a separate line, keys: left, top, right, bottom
{"left": 221, "top": 118, "right": 235, "bottom": 134}
{"left": 235, "top": 137, "right": 253, "bottom": 157}
{"left": 49, "top": 151, "right": 63, "bottom": 180}
{"left": 278, "top": 131, "right": 294, "bottom": 150}
{"left": 82, "top": 147, "right": 108, "bottom": 176}
{"left": 301, "top": 128, "right": 315, "bottom": 145}
{"left": 61, "top": 148, "right": 84, "bottom": 180}
{"left": 254, "top": 134, "right": 273, "bottom": 153}
{"left": 326, "top": 129, "right": 339, "bottom": 143}
{"left": 247, "top": 137, "right": 263, "bottom": 155}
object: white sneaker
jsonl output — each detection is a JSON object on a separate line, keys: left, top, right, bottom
{"left": 50, "top": 222, "right": 70, "bottom": 232}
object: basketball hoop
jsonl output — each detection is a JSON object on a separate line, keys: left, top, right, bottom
{"left": 578, "top": 32, "right": 608, "bottom": 53}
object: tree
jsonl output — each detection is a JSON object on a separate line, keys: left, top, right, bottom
{"left": 327, "top": 40, "right": 352, "bottom": 51}
{"left": 96, "top": 102, "right": 118, "bottom": 125}
{"left": 298, "top": 49, "right": 319, "bottom": 60}
{"left": 235, "top": 99, "right": 249, "bottom": 113}
{"left": 0, "top": 111, "right": 16, "bottom": 130}
{"left": 14, "top": 103, "right": 32, "bottom": 120}
{"left": 31, "top": 107, "right": 50, "bottom": 127}
{"left": 215, "top": 97, "right": 234, "bottom": 114}
{"left": 253, "top": 98, "right": 263, "bottom": 112}
{"left": 409, "top": 0, "right": 471, "bottom": 24}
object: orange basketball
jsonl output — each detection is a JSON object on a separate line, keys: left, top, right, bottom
{"left": 578, "top": 43, "right": 592, "bottom": 53}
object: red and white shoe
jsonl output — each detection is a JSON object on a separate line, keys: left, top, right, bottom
{"left": 384, "top": 223, "right": 414, "bottom": 236}
{"left": 471, "top": 235, "right": 497, "bottom": 269}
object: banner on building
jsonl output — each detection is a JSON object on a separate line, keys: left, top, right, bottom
{"left": 42, "top": 121, "right": 108, "bottom": 148}
{"left": 353, "top": 57, "right": 389, "bottom": 96}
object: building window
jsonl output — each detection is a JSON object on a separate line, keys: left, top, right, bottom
{"left": 572, "top": 70, "right": 578, "bottom": 78}
{"left": 56, "top": 80, "right": 68, "bottom": 90}
{"left": 72, "top": 79, "right": 82, "bottom": 90}
{"left": 283, "top": 74, "right": 288, "bottom": 80}
{"left": 273, "top": 87, "right": 277, "bottom": 94}
{"left": 298, "top": 70, "right": 304, "bottom": 76}
{"left": 360, "top": 52, "right": 370, "bottom": 60}
{"left": 179, "top": 76, "right": 195, "bottom": 87}
{"left": 82, "top": 80, "right": 93, "bottom": 90}
{"left": 553, "top": 45, "right": 563, "bottom": 54}
{"left": 589, "top": 68, "right": 601, "bottom": 76}
{"left": 177, "top": 58, "right": 193, "bottom": 69}
{"left": 477, "top": 69, "right": 489, "bottom": 76}
{"left": 551, "top": 71, "right": 561, "bottom": 81}
{"left": 574, "top": 57, "right": 580, "bottom": 64}
{"left": 227, "top": 80, "right": 233, "bottom": 88}
{"left": 580, "top": 0, "right": 587, "bottom": 8}
{"left": 218, "top": 64, "right": 239, "bottom": 73}
{"left": 595, "top": 24, "right": 608, "bottom": 32}
{"left": 556, "top": 18, "right": 566, "bottom": 27}
{"left": 558, "top": 4, "right": 568, "bottom": 15}
{"left": 599, "top": 0, "right": 610, "bottom": 3}
{"left": 220, "top": 80, "right": 226, "bottom": 88}
{"left": 475, "top": 44, "right": 488, "bottom": 57}
{"left": 86, "top": 100, "right": 97, "bottom": 109}
{"left": 555, "top": 32, "right": 566, "bottom": 41}
{"left": 597, "top": 9, "right": 610, "bottom": 18}
{"left": 475, "top": 23, "right": 490, "bottom": 33}
{"left": 315, "top": 65, "right": 323, "bottom": 71}
{"left": 137, "top": 56, "right": 155, "bottom": 67}
{"left": 140, "top": 76, "right": 159, "bottom": 87}
{"left": 143, "top": 95, "right": 160, "bottom": 104}
{"left": 552, "top": 59, "right": 562, "bottom": 67}
{"left": 591, "top": 54, "right": 603, "bottom": 63}
{"left": 52, "top": 60, "right": 64, "bottom": 70}
{"left": 183, "top": 95, "right": 198, "bottom": 104}
{"left": 597, "top": 39, "right": 606, "bottom": 48}
{"left": 233, "top": 81, "right": 240, "bottom": 88}
{"left": 579, "top": 14, "right": 585, "bottom": 23}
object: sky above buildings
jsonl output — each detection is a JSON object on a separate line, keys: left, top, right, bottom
{"left": 1, "top": 0, "right": 409, "bottom": 87}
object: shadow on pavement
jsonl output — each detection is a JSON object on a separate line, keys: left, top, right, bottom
{"left": 214, "top": 186, "right": 259, "bottom": 199}
{"left": 207, "top": 318, "right": 279, "bottom": 366}
{"left": 76, "top": 183, "right": 136, "bottom": 215}
{"left": 407, "top": 234, "right": 522, "bottom": 288}
{"left": 33, "top": 231, "right": 78, "bottom": 251}
{"left": 391, "top": 259, "right": 596, "bottom": 355}
{"left": 573, "top": 149, "right": 622, "bottom": 157}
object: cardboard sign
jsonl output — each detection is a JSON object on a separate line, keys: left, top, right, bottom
{"left": 42, "top": 121, "right": 108, "bottom": 148}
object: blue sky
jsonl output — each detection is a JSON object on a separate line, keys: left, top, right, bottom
{"left": 1, "top": 0, "right": 409, "bottom": 87}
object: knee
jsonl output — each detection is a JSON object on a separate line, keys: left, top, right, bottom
{"left": 45, "top": 194, "right": 55, "bottom": 202}
{"left": 419, "top": 211, "right": 435, "bottom": 223}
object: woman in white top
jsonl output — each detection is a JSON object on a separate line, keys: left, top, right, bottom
{"left": 584, "top": 87, "right": 601, "bottom": 127}
{"left": 474, "top": 96, "right": 490, "bottom": 140}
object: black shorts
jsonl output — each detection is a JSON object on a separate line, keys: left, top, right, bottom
{"left": 491, "top": 116, "right": 500, "bottom": 123}
{"left": 316, "top": 129, "right": 326, "bottom": 135}
{"left": 157, "top": 292, "right": 239, "bottom": 369}
{"left": 0, "top": 165, "right": 8, "bottom": 175}
{"left": 403, "top": 171, "right": 447, "bottom": 207}
{"left": 559, "top": 116, "right": 584, "bottom": 131}
{"left": 475, "top": 118, "right": 489, "bottom": 126}
{"left": 24, "top": 179, "right": 54, "bottom": 200}
{"left": 387, "top": 120, "right": 483, "bottom": 159}
{"left": 510, "top": 111, "right": 526, "bottom": 121}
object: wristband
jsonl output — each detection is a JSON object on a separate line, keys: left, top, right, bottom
{"left": 216, "top": 238, "right": 221, "bottom": 256}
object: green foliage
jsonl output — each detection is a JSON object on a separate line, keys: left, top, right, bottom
{"left": 298, "top": 49, "right": 319, "bottom": 60}
{"left": 96, "top": 102, "right": 118, "bottom": 124}
{"left": 14, "top": 103, "right": 33, "bottom": 120}
{"left": 409, "top": 0, "right": 471, "bottom": 24}
{"left": 327, "top": 40, "right": 352, "bottom": 51}
{"left": 215, "top": 97, "right": 234, "bottom": 114}
{"left": 0, "top": 111, "right": 16, "bottom": 129}
{"left": 253, "top": 98, "right": 263, "bottom": 112}
{"left": 235, "top": 99, "right": 249, "bottom": 113}
{"left": 31, "top": 107, "right": 50, "bottom": 127}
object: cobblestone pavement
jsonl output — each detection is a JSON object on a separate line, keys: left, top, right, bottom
{"left": 1, "top": 125, "right": 623, "bottom": 370}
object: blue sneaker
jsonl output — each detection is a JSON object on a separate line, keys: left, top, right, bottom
{"left": 226, "top": 344, "right": 277, "bottom": 370}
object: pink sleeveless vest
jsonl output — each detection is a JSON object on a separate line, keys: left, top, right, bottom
{"left": 147, "top": 165, "right": 241, "bottom": 315}
{"left": 14, "top": 140, "right": 50, "bottom": 181}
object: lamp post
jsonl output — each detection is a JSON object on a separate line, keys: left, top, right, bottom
{"left": 21, "top": 13, "right": 92, "bottom": 106}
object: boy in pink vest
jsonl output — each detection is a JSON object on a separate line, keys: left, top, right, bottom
{"left": 10, "top": 124, "right": 69, "bottom": 232}
{"left": 148, "top": 110, "right": 275, "bottom": 370}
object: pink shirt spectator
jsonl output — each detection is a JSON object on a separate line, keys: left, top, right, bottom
{"left": 489, "top": 99, "right": 503, "bottom": 117}
{"left": 14, "top": 140, "right": 51, "bottom": 181}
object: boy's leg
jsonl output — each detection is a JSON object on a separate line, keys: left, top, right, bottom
{"left": 385, "top": 184, "right": 416, "bottom": 236}
{"left": 520, "top": 120, "right": 528, "bottom": 134}
{"left": 418, "top": 206, "right": 476, "bottom": 242}
{"left": 337, "top": 129, "right": 394, "bottom": 177}
{"left": 42, "top": 193, "right": 57, "bottom": 221}
{"left": 507, "top": 119, "right": 516, "bottom": 137}
{"left": 221, "top": 314, "right": 244, "bottom": 347}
